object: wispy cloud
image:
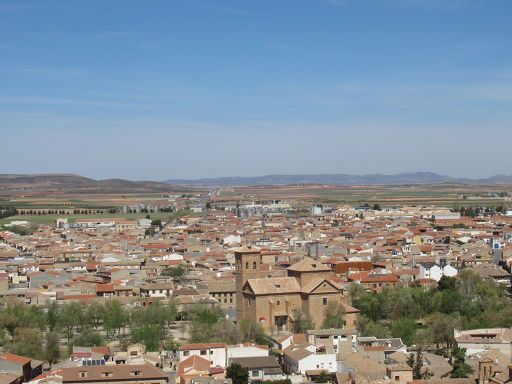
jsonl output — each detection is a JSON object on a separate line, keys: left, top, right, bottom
{"left": 0, "top": 96, "right": 156, "bottom": 109}
{"left": 262, "top": 42, "right": 308, "bottom": 54}
{"left": 319, "top": 0, "right": 478, "bottom": 9}
{"left": 0, "top": 3, "right": 33, "bottom": 12}
{"left": 319, "top": 0, "right": 350, "bottom": 7}
{"left": 132, "top": 40, "right": 171, "bottom": 52}
{"left": 375, "top": 0, "right": 479, "bottom": 10}
{"left": 77, "top": 31, "right": 138, "bottom": 41}
{"left": 14, "top": 67, "right": 85, "bottom": 77}
{"left": 209, "top": 6, "right": 255, "bottom": 16}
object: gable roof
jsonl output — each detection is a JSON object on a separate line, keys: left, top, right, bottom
{"left": 287, "top": 257, "right": 331, "bottom": 273}
{"left": 301, "top": 278, "right": 342, "bottom": 294}
{"left": 177, "top": 355, "right": 211, "bottom": 376}
{"left": 0, "top": 353, "right": 32, "bottom": 365}
{"left": 245, "top": 277, "right": 301, "bottom": 295}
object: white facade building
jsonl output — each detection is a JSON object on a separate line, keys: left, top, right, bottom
{"left": 178, "top": 343, "right": 227, "bottom": 368}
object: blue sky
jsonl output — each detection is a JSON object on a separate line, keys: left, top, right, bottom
{"left": 1, "top": 0, "right": 511, "bottom": 180}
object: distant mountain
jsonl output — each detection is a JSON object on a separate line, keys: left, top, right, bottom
{"left": 2, "top": 172, "right": 511, "bottom": 193}
{"left": 164, "top": 172, "right": 512, "bottom": 186}
{"left": 0, "top": 174, "right": 172, "bottom": 193}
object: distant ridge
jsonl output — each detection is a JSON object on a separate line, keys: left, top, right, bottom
{"left": 164, "top": 172, "right": 512, "bottom": 186}
{"left": 0, "top": 173, "right": 172, "bottom": 193}
{"left": 2, "top": 172, "right": 512, "bottom": 193}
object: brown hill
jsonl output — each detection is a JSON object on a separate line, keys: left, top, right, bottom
{"left": 0, "top": 174, "right": 172, "bottom": 194}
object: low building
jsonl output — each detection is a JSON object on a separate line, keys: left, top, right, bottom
{"left": 283, "top": 348, "right": 337, "bottom": 374}
{"left": 29, "top": 363, "right": 168, "bottom": 384}
{"left": 229, "top": 356, "right": 285, "bottom": 383}
{"left": 179, "top": 343, "right": 227, "bottom": 368}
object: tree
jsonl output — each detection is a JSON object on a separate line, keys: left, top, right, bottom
{"left": 162, "top": 266, "right": 187, "bottom": 278}
{"left": 450, "top": 347, "right": 474, "bottom": 378}
{"left": 321, "top": 302, "right": 345, "bottom": 329}
{"left": 131, "top": 324, "right": 164, "bottom": 351}
{"left": 46, "top": 301, "right": 60, "bottom": 332}
{"left": 356, "top": 316, "right": 389, "bottom": 338}
{"left": 44, "top": 332, "right": 60, "bottom": 368}
{"left": 372, "top": 204, "right": 381, "bottom": 211}
{"left": 9, "top": 328, "right": 44, "bottom": 359}
{"left": 0, "top": 312, "right": 18, "bottom": 337}
{"left": 292, "top": 310, "right": 314, "bottom": 333}
{"left": 103, "top": 300, "right": 126, "bottom": 340}
{"left": 239, "top": 320, "right": 267, "bottom": 345}
{"left": 69, "top": 326, "right": 105, "bottom": 349}
{"left": 226, "top": 363, "right": 249, "bottom": 384}
{"left": 314, "top": 370, "right": 332, "bottom": 383}
{"left": 437, "top": 276, "right": 457, "bottom": 291}
{"left": 423, "top": 313, "right": 457, "bottom": 351}
{"left": 58, "top": 302, "right": 85, "bottom": 341}
{"left": 86, "top": 301, "right": 105, "bottom": 329}
{"left": 391, "top": 318, "right": 416, "bottom": 346}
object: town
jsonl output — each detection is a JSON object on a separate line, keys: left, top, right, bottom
{"left": 2, "top": 189, "right": 512, "bottom": 384}
{"left": 2, "top": 0, "right": 510, "bottom": 383}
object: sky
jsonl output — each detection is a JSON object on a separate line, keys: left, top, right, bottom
{"left": 1, "top": 0, "right": 511, "bottom": 180}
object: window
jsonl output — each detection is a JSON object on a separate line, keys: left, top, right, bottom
{"left": 395, "top": 376, "right": 399, "bottom": 381}
{"left": 183, "top": 351, "right": 190, "bottom": 356}
{"left": 79, "top": 372, "right": 87, "bottom": 378}
{"left": 131, "top": 371, "right": 142, "bottom": 376}
{"left": 253, "top": 261, "right": 257, "bottom": 269}
{"left": 323, "top": 297, "right": 327, "bottom": 305}
{"left": 101, "top": 372, "right": 112, "bottom": 377}
{"left": 210, "top": 350, "right": 214, "bottom": 354}
{"left": 276, "top": 300, "right": 280, "bottom": 305}
{"left": 200, "top": 350, "right": 207, "bottom": 355}
{"left": 246, "top": 262, "right": 249, "bottom": 269}
{"left": 252, "top": 370, "right": 259, "bottom": 377}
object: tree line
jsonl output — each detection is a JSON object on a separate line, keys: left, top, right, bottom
{"left": 350, "top": 270, "right": 512, "bottom": 353}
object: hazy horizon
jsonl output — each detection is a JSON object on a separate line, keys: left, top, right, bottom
{"left": 1, "top": 0, "right": 511, "bottom": 180}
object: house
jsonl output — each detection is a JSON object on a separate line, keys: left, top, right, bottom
{"left": 346, "top": 272, "right": 399, "bottom": 292}
{"left": 417, "top": 262, "right": 458, "bottom": 282}
{"left": 139, "top": 282, "right": 174, "bottom": 298}
{"left": 386, "top": 364, "right": 413, "bottom": 384}
{"left": 226, "top": 344, "right": 269, "bottom": 361}
{"left": 28, "top": 363, "right": 168, "bottom": 384}
{"left": 283, "top": 347, "right": 337, "bottom": 374}
{"left": 454, "top": 328, "right": 512, "bottom": 357}
{"left": 208, "top": 281, "right": 236, "bottom": 309}
{"left": 357, "top": 337, "right": 407, "bottom": 357}
{"left": 0, "top": 353, "right": 43, "bottom": 383}
{"left": 229, "top": 356, "right": 285, "bottom": 383}
{"left": 191, "top": 378, "right": 232, "bottom": 384}
{"left": 177, "top": 355, "right": 214, "bottom": 384}
{"left": 179, "top": 343, "right": 227, "bottom": 368}
{"left": 306, "top": 329, "right": 357, "bottom": 354}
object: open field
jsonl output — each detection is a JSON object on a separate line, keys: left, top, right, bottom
{"left": 0, "top": 211, "right": 178, "bottom": 225}
{"left": 217, "top": 184, "right": 512, "bottom": 208}
{"left": 2, "top": 184, "right": 511, "bottom": 226}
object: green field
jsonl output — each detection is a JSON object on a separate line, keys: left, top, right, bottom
{"left": 0, "top": 211, "right": 178, "bottom": 225}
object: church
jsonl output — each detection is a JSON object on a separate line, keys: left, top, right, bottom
{"left": 234, "top": 246, "right": 358, "bottom": 333}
